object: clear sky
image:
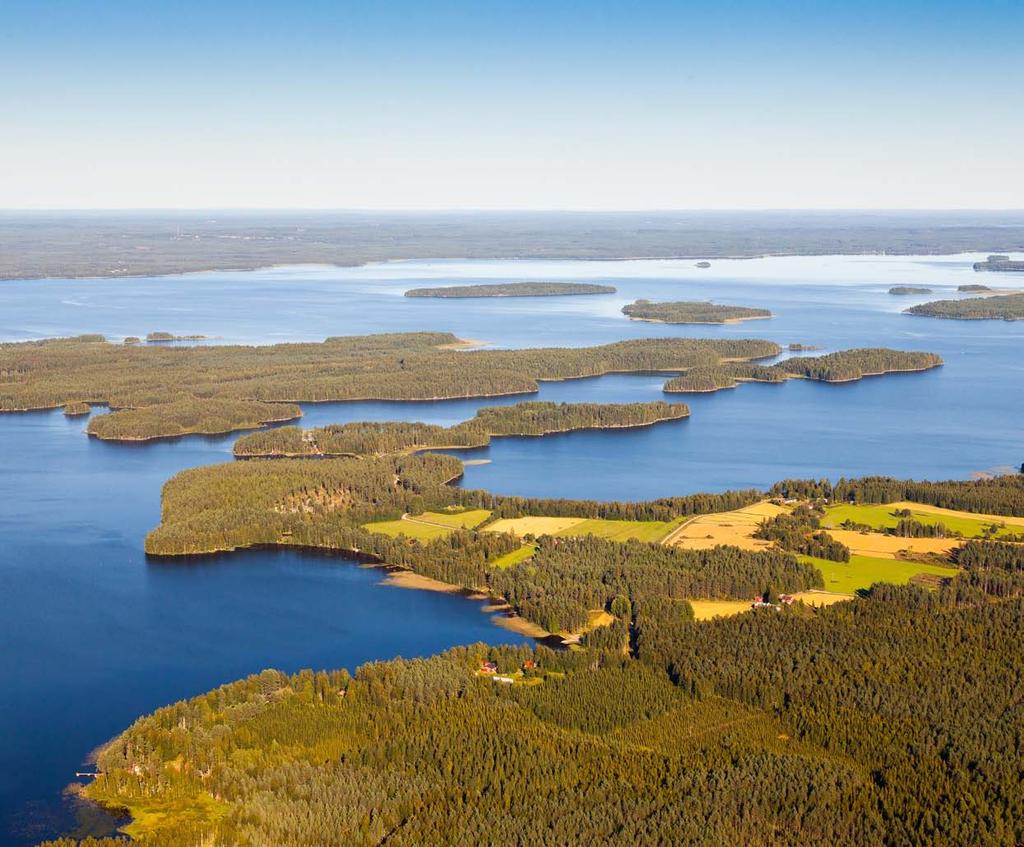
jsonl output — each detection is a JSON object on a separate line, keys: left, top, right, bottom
{"left": 1, "top": 0, "right": 1021, "bottom": 210}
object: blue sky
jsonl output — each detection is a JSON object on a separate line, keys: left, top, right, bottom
{"left": 2, "top": 0, "right": 1021, "bottom": 209}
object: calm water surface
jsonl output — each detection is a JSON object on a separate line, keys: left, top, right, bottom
{"left": 1, "top": 253, "right": 1022, "bottom": 843}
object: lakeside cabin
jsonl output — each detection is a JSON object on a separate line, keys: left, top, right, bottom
{"left": 480, "top": 661, "right": 498, "bottom": 675}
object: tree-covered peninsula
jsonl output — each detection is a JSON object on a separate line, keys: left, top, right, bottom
{"left": 44, "top": 468, "right": 1024, "bottom": 847}
{"left": 663, "top": 348, "right": 942, "bottom": 393}
{"left": 906, "top": 292, "right": 1024, "bottom": 320}
{"left": 405, "top": 282, "right": 616, "bottom": 297}
{"left": 234, "top": 400, "right": 689, "bottom": 457}
{"left": 0, "top": 333, "right": 779, "bottom": 439}
{"left": 622, "top": 299, "right": 772, "bottom": 324}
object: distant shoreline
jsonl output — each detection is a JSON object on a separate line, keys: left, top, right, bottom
{"left": 3, "top": 248, "right": 1023, "bottom": 283}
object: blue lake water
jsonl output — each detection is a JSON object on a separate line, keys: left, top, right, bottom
{"left": 1, "top": 253, "right": 1022, "bottom": 843}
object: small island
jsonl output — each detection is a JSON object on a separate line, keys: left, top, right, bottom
{"left": 145, "top": 331, "right": 208, "bottom": 342}
{"left": 664, "top": 349, "right": 943, "bottom": 393}
{"left": 696, "top": 261, "right": 711, "bottom": 268}
{"left": 404, "top": 282, "right": 616, "bottom": 298}
{"left": 234, "top": 401, "right": 690, "bottom": 457}
{"left": 906, "top": 292, "right": 1024, "bottom": 321}
{"left": 123, "top": 336, "right": 141, "bottom": 345}
{"left": 973, "top": 255, "right": 1024, "bottom": 273}
{"left": 62, "top": 401, "right": 91, "bottom": 417}
{"left": 87, "top": 398, "right": 302, "bottom": 441}
{"left": 957, "top": 284, "right": 992, "bottom": 293}
{"left": 889, "top": 286, "right": 933, "bottom": 295}
{"left": 622, "top": 300, "right": 772, "bottom": 324}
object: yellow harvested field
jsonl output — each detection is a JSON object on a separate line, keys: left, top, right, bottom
{"left": 484, "top": 516, "right": 586, "bottom": 537}
{"left": 827, "top": 529, "right": 959, "bottom": 559}
{"left": 688, "top": 599, "right": 753, "bottom": 620}
{"left": 666, "top": 501, "right": 788, "bottom": 551}
{"left": 890, "top": 501, "right": 1024, "bottom": 529}
{"left": 689, "top": 591, "right": 851, "bottom": 622}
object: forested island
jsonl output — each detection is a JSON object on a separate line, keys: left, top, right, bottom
{"left": 622, "top": 299, "right": 772, "bottom": 324}
{"left": 663, "top": 348, "right": 942, "bottom": 393}
{"left": 0, "top": 335, "right": 942, "bottom": 438}
{"left": 0, "top": 333, "right": 779, "bottom": 440}
{"left": 906, "top": 292, "right": 1024, "bottom": 321}
{"left": 234, "top": 401, "right": 688, "bottom": 457}
{"left": 888, "top": 286, "right": 932, "bottom": 295}
{"left": 43, "top": 467, "right": 1024, "bottom": 846}
{"left": 958, "top": 284, "right": 992, "bottom": 292}
{"left": 405, "top": 282, "right": 616, "bottom": 297}
{"left": 87, "top": 399, "right": 302, "bottom": 441}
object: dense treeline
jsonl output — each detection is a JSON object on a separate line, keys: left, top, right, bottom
{"left": 234, "top": 401, "right": 689, "bottom": 457}
{"left": 0, "top": 332, "right": 779, "bottom": 438}
{"left": 622, "top": 299, "right": 772, "bottom": 323}
{"left": 906, "top": 292, "right": 1024, "bottom": 320}
{"left": 87, "top": 398, "right": 301, "bottom": 441}
{"left": 490, "top": 535, "right": 821, "bottom": 632}
{"left": 405, "top": 282, "right": 616, "bottom": 297}
{"left": 771, "top": 474, "right": 1024, "bottom": 517}
{"left": 754, "top": 506, "right": 851, "bottom": 561}
{"left": 953, "top": 539, "right": 1024, "bottom": 570}
{"left": 644, "top": 585, "right": 1024, "bottom": 846}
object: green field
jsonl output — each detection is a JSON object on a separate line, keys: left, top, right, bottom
{"left": 362, "top": 509, "right": 491, "bottom": 541}
{"left": 413, "top": 508, "right": 492, "bottom": 529}
{"left": 554, "top": 517, "right": 683, "bottom": 543}
{"left": 490, "top": 545, "right": 537, "bottom": 570}
{"left": 823, "top": 503, "right": 1018, "bottom": 539}
{"left": 800, "top": 554, "right": 959, "bottom": 595}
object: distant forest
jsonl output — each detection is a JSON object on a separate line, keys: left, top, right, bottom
{"left": 4, "top": 210, "right": 1024, "bottom": 280}
{"left": 405, "top": 282, "right": 615, "bottom": 297}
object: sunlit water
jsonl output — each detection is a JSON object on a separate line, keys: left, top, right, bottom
{"left": 1, "top": 253, "right": 1022, "bottom": 843}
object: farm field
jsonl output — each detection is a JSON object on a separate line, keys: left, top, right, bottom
{"left": 688, "top": 591, "right": 851, "bottom": 621}
{"left": 362, "top": 510, "right": 492, "bottom": 540}
{"left": 823, "top": 502, "right": 1024, "bottom": 538}
{"left": 800, "top": 554, "right": 959, "bottom": 595}
{"left": 483, "top": 515, "right": 680, "bottom": 541}
{"left": 490, "top": 545, "right": 537, "bottom": 569}
{"left": 826, "top": 528, "right": 960, "bottom": 559}
{"left": 665, "top": 501, "right": 788, "bottom": 551}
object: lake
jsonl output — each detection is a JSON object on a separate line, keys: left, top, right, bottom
{"left": 1, "top": 253, "right": 1022, "bottom": 844}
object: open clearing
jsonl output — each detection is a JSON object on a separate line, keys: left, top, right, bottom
{"left": 483, "top": 516, "right": 587, "bottom": 536}
{"left": 826, "top": 528, "right": 960, "bottom": 559}
{"left": 490, "top": 545, "right": 536, "bottom": 569}
{"left": 363, "top": 510, "right": 492, "bottom": 540}
{"left": 665, "top": 501, "right": 788, "bottom": 551}
{"left": 824, "top": 502, "right": 1024, "bottom": 538}
{"left": 801, "top": 554, "right": 959, "bottom": 595}
{"left": 689, "top": 599, "right": 754, "bottom": 620}
{"left": 689, "top": 591, "right": 851, "bottom": 621}
{"left": 484, "top": 516, "right": 680, "bottom": 541}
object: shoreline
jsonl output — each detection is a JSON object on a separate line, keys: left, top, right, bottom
{"left": 625, "top": 313, "right": 773, "bottom": 326}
